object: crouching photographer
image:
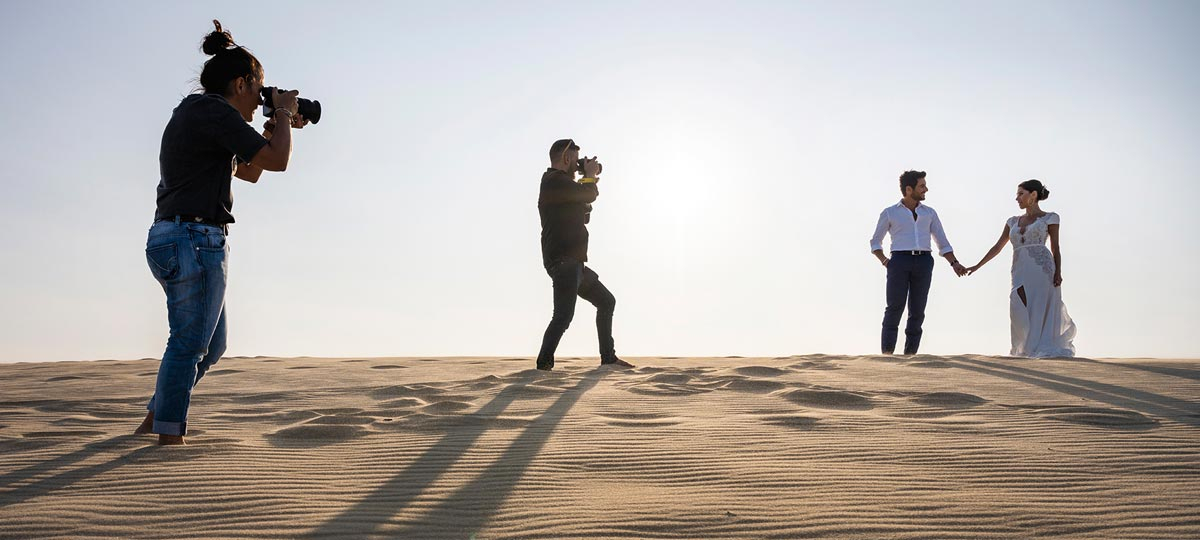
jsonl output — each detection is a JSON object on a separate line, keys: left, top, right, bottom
{"left": 137, "top": 20, "right": 316, "bottom": 445}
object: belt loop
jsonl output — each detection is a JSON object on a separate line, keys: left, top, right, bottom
{"left": 174, "top": 215, "right": 181, "bottom": 225}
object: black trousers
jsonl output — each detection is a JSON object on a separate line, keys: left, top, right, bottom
{"left": 882, "top": 252, "right": 934, "bottom": 354}
{"left": 537, "top": 259, "right": 616, "bottom": 369}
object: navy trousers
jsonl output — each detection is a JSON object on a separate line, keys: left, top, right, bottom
{"left": 882, "top": 252, "right": 934, "bottom": 355}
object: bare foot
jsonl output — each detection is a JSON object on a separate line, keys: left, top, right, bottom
{"left": 134, "top": 411, "right": 154, "bottom": 435}
{"left": 158, "top": 434, "right": 186, "bottom": 445}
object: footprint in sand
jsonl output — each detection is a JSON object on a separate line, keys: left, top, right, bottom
{"left": 267, "top": 423, "right": 368, "bottom": 446}
{"left": 370, "top": 365, "right": 407, "bottom": 370}
{"left": 597, "top": 412, "right": 682, "bottom": 428}
{"left": 733, "top": 366, "right": 789, "bottom": 378}
{"left": 455, "top": 375, "right": 503, "bottom": 391}
{"left": 788, "top": 360, "right": 843, "bottom": 371}
{"left": 1017, "top": 405, "right": 1159, "bottom": 428}
{"left": 647, "top": 373, "right": 693, "bottom": 385}
{"left": 51, "top": 415, "right": 113, "bottom": 426}
{"left": 758, "top": 414, "right": 821, "bottom": 429}
{"left": 421, "top": 401, "right": 474, "bottom": 414}
{"left": 780, "top": 389, "right": 874, "bottom": 410}
{"left": 311, "top": 408, "right": 365, "bottom": 415}
{"left": 368, "top": 384, "right": 446, "bottom": 400}
{"left": 626, "top": 384, "right": 712, "bottom": 397}
{"left": 377, "top": 397, "right": 427, "bottom": 409}
{"left": 138, "top": 371, "right": 157, "bottom": 377}
{"left": 286, "top": 365, "right": 320, "bottom": 370}
{"left": 305, "top": 414, "right": 377, "bottom": 426}
{"left": 910, "top": 392, "right": 989, "bottom": 408}
{"left": 721, "top": 379, "right": 787, "bottom": 394}
{"left": 208, "top": 369, "right": 242, "bottom": 376}
{"left": 46, "top": 375, "right": 84, "bottom": 382}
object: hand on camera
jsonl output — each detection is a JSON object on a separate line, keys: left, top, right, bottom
{"left": 271, "top": 88, "right": 300, "bottom": 115}
{"left": 264, "top": 112, "right": 309, "bottom": 135}
{"left": 582, "top": 157, "right": 601, "bottom": 178}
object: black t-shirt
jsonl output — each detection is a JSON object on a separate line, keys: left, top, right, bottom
{"left": 538, "top": 168, "right": 599, "bottom": 268}
{"left": 154, "top": 94, "right": 268, "bottom": 224}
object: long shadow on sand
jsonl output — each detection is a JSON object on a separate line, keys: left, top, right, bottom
{"left": 1085, "top": 359, "right": 1200, "bottom": 382}
{"left": 947, "top": 357, "right": 1200, "bottom": 427}
{"left": 306, "top": 368, "right": 608, "bottom": 538}
{"left": 0, "top": 435, "right": 155, "bottom": 508}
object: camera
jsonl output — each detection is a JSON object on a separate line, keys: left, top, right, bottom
{"left": 261, "top": 87, "right": 322, "bottom": 124}
{"left": 576, "top": 158, "right": 602, "bottom": 176}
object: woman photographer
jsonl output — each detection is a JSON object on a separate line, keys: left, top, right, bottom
{"left": 136, "top": 20, "right": 307, "bottom": 445}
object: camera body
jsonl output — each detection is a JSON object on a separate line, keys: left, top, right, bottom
{"left": 260, "top": 87, "right": 322, "bottom": 124}
{"left": 576, "top": 158, "right": 602, "bottom": 177}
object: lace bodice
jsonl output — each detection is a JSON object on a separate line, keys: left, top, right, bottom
{"left": 1008, "top": 212, "right": 1059, "bottom": 248}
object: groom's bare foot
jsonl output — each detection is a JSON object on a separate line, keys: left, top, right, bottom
{"left": 158, "top": 434, "right": 186, "bottom": 445}
{"left": 134, "top": 411, "right": 154, "bottom": 435}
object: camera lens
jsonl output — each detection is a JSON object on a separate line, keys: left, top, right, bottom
{"left": 297, "top": 98, "right": 321, "bottom": 124}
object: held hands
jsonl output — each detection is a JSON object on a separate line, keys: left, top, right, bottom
{"left": 952, "top": 261, "right": 969, "bottom": 277}
{"left": 965, "top": 264, "right": 981, "bottom": 276}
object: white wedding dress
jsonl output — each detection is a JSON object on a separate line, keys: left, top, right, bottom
{"left": 1007, "top": 212, "right": 1077, "bottom": 357}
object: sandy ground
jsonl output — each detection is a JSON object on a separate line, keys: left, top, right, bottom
{"left": 0, "top": 354, "right": 1197, "bottom": 539}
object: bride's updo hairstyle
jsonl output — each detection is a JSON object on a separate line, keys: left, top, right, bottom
{"left": 199, "top": 20, "right": 264, "bottom": 95}
{"left": 1019, "top": 179, "right": 1050, "bottom": 201}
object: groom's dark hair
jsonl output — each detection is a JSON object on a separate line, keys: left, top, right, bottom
{"left": 899, "top": 170, "right": 926, "bottom": 195}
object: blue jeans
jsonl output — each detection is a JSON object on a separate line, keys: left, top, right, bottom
{"left": 536, "top": 259, "right": 617, "bottom": 369}
{"left": 882, "top": 252, "right": 934, "bottom": 355}
{"left": 144, "top": 220, "right": 228, "bottom": 435}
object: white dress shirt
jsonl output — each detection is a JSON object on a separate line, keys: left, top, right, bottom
{"left": 870, "top": 201, "right": 954, "bottom": 255}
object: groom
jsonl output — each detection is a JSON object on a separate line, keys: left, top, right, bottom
{"left": 869, "top": 170, "right": 967, "bottom": 355}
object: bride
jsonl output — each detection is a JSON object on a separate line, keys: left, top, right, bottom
{"left": 967, "top": 180, "right": 1077, "bottom": 357}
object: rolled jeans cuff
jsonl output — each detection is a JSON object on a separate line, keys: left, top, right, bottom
{"left": 153, "top": 420, "right": 186, "bottom": 436}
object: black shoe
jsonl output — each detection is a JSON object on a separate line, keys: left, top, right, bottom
{"left": 600, "top": 357, "right": 635, "bottom": 368}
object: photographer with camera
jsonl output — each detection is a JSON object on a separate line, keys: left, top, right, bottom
{"left": 535, "top": 139, "right": 634, "bottom": 371}
{"left": 136, "top": 21, "right": 310, "bottom": 445}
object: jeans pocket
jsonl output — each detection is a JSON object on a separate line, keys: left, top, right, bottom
{"left": 146, "top": 243, "right": 180, "bottom": 282}
{"left": 546, "top": 258, "right": 578, "bottom": 279}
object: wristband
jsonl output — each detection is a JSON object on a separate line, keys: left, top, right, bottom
{"left": 580, "top": 177, "right": 598, "bottom": 184}
{"left": 273, "top": 108, "right": 294, "bottom": 119}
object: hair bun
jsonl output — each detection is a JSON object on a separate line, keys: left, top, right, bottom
{"left": 1040, "top": 187, "right": 1050, "bottom": 201}
{"left": 201, "top": 20, "right": 235, "bottom": 55}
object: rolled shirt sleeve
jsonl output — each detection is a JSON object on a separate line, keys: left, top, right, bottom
{"left": 929, "top": 209, "right": 954, "bottom": 255}
{"left": 869, "top": 209, "right": 890, "bottom": 252}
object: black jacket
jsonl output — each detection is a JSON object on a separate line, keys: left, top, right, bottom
{"left": 538, "top": 168, "right": 599, "bottom": 268}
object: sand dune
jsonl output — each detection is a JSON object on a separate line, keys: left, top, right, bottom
{"left": 1, "top": 355, "right": 1197, "bottom": 539}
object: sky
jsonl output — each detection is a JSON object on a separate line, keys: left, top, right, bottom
{"left": 1, "top": 0, "right": 1198, "bottom": 363}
